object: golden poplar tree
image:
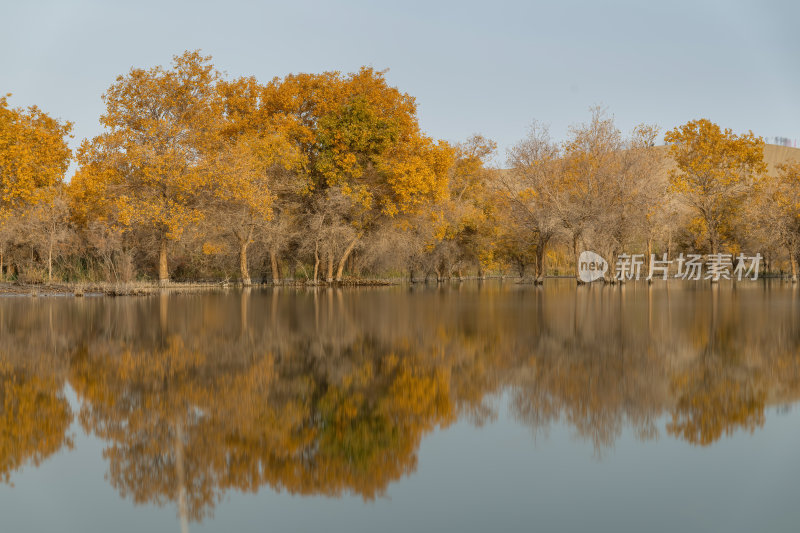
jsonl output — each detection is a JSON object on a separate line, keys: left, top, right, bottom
{"left": 262, "top": 68, "right": 453, "bottom": 282}
{"left": 0, "top": 95, "right": 72, "bottom": 218}
{"left": 76, "top": 51, "right": 221, "bottom": 284}
{"left": 208, "top": 77, "right": 302, "bottom": 285}
{"left": 665, "top": 119, "right": 766, "bottom": 254}
{"left": 0, "top": 95, "right": 72, "bottom": 279}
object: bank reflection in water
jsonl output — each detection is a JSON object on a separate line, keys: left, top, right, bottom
{"left": 0, "top": 282, "right": 798, "bottom": 524}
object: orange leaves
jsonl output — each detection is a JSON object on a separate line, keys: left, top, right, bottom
{"left": 665, "top": 119, "right": 767, "bottom": 252}
{"left": 88, "top": 52, "right": 222, "bottom": 245}
{"left": 381, "top": 137, "right": 453, "bottom": 216}
{"left": 0, "top": 95, "right": 72, "bottom": 221}
{"left": 308, "top": 72, "right": 447, "bottom": 218}
{"left": 775, "top": 160, "right": 800, "bottom": 212}
{"left": 206, "top": 135, "right": 276, "bottom": 217}
{"left": 665, "top": 119, "right": 767, "bottom": 195}
{"left": 316, "top": 94, "right": 401, "bottom": 183}
{"left": 69, "top": 55, "right": 474, "bottom": 281}
{"left": 255, "top": 67, "right": 450, "bottom": 219}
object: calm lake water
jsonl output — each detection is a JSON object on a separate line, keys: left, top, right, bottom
{"left": 0, "top": 280, "right": 798, "bottom": 532}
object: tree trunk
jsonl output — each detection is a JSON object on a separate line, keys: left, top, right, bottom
{"left": 270, "top": 249, "right": 279, "bottom": 284}
{"left": 791, "top": 252, "right": 798, "bottom": 283}
{"left": 239, "top": 240, "right": 251, "bottom": 286}
{"left": 535, "top": 234, "right": 548, "bottom": 284}
{"left": 48, "top": 238, "right": 53, "bottom": 283}
{"left": 335, "top": 235, "right": 360, "bottom": 282}
{"left": 607, "top": 249, "right": 619, "bottom": 284}
{"left": 326, "top": 253, "right": 334, "bottom": 283}
{"left": 709, "top": 224, "right": 720, "bottom": 255}
{"left": 158, "top": 238, "right": 169, "bottom": 286}
{"left": 313, "top": 241, "right": 320, "bottom": 285}
{"left": 1, "top": 248, "right": 4, "bottom": 281}
{"left": 572, "top": 233, "right": 582, "bottom": 283}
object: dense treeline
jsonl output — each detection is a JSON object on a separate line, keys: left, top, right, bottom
{"left": 2, "top": 51, "right": 799, "bottom": 285}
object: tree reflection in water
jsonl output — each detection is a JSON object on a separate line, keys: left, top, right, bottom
{"left": 0, "top": 282, "right": 798, "bottom": 526}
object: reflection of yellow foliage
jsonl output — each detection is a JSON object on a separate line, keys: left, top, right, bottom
{"left": 46, "top": 285, "right": 800, "bottom": 523}
{"left": 287, "top": 356, "right": 456, "bottom": 499}
{"left": 0, "top": 361, "right": 73, "bottom": 483}
{"left": 70, "top": 329, "right": 460, "bottom": 521}
{"left": 668, "top": 364, "right": 765, "bottom": 446}
{"left": 71, "top": 337, "right": 223, "bottom": 521}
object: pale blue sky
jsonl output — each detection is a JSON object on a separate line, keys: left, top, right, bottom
{"left": 2, "top": 0, "right": 798, "bottom": 169}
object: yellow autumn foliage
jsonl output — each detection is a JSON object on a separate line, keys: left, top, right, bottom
{"left": 665, "top": 118, "right": 767, "bottom": 253}
{"left": 0, "top": 95, "right": 72, "bottom": 222}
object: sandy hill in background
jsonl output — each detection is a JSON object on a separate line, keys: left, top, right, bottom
{"left": 654, "top": 143, "right": 800, "bottom": 176}
{"left": 761, "top": 144, "right": 800, "bottom": 172}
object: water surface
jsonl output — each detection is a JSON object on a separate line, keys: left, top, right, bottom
{"left": 0, "top": 281, "right": 798, "bottom": 532}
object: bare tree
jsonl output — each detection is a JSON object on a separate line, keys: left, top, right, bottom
{"left": 503, "top": 122, "right": 562, "bottom": 283}
{"left": 26, "top": 186, "right": 72, "bottom": 282}
{"left": 750, "top": 161, "right": 800, "bottom": 281}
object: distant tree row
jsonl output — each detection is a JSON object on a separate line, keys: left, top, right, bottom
{"left": 500, "top": 111, "right": 800, "bottom": 282}
{"left": 1, "top": 51, "right": 799, "bottom": 285}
